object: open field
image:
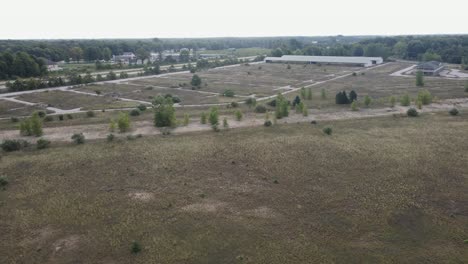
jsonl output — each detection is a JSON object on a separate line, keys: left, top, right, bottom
{"left": 0, "top": 100, "right": 47, "bottom": 118}
{"left": 1, "top": 113, "right": 467, "bottom": 263}
{"left": 15, "top": 90, "right": 139, "bottom": 110}
{"left": 131, "top": 63, "right": 361, "bottom": 97}
{"left": 298, "top": 62, "right": 468, "bottom": 109}
{"left": 77, "top": 83, "right": 238, "bottom": 105}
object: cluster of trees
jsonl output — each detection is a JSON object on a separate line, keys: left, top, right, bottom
{"left": 0, "top": 52, "right": 47, "bottom": 79}
{"left": 335, "top": 90, "right": 357, "bottom": 104}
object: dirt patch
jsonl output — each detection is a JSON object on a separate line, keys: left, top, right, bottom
{"left": 128, "top": 191, "right": 155, "bottom": 202}
{"left": 51, "top": 235, "right": 81, "bottom": 254}
{"left": 19, "top": 227, "right": 55, "bottom": 248}
{"left": 181, "top": 200, "right": 227, "bottom": 213}
{"left": 244, "top": 206, "right": 278, "bottom": 219}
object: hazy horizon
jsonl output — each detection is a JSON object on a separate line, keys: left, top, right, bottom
{"left": 2, "top": 0, "right": 467, "bottom": 39}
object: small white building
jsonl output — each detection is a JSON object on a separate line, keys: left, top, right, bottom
{"left": 112, "top": 52, "right": 137, "bottom": 64}
{"left": 264, "top": 55, "right": 383, "bottom": 67}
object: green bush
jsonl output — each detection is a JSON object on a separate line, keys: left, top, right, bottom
{"left": 0, "top": 176, "right": 8, "bottom": 187}
{"left": 230, "top": 102, "right": 239, "bottom": 108}
{"left": 389, "top": 96, "right": 396, "bottom": 107}
{"left": 183, "top": 114, "right": 190, "bottom": 126}
{"left": 86, "top": 111, "right": 95, "bottom": 118}
{"left": 223, "top": 117, "right": 229, "bottom": 128}
{"left": 137, "top": 104, "right": 147, "bottom": 111}
{"left": 117, "top": 112, "right": 131, "bottom": 132}
{"left": 58, "top": 114, "right": 64, "bottom": 121}
{"left": 223, "top": 90, "right": 235, "bottom": 97}
{"left": 200, "top": 112, "right": 207, "bottom": 124}
{"left": 400, "top": 93, "right": 411, "bottom": 106}
{"left": 254, "top": 105, "right": 267, "bottom": 113}
{"left": 71, "top": 133, "right": 85, "bottom": 144}
{"left": 131, "top": 241, "right": 142, "bottom": 254}
{"left": 235, "top": 110, "right": 243, "bottom": 121}
{"left": 107, "top": 133, "right": 115, "bottom": 142}
{"left": 10, "top": 117, "right": 19, "bottom": 123}
{"left": 417, "top": 89, "right": 432, "bottom": 105}
{"left": 245, "top": 97, "right": 257, "bottom": 108}
{"left": 264, "top": 120, "right": 272, "bottom": 127}
{"left": 351, "top": 101, "right": 358, "bottom": 111}
{"left": 323, "top": 127, "right": 333, "bottom": 135}
{"left": 208, "top": 107, "right": 219, "bottom": 126}
{"left": 407, "top": 108, "right": 419, "bottom": 117}
{"left": 449, "top": 108, "right": 459, "bottom": 116}
{"left": 37, "top": 111, "right": 46, "bottom": 118}
{"left": 364, "top": 95, "right": 372, "bottom": 107}
{"left": 153, "top": 96, "right": 177, "bottom": 127}
{"left": 1, "top": 139, "right": 29, "bottom": 152}
{"left": 416, "top": 71, "right": 424, "bottom": 86}
{"left": 67, "top": 114, "right": 73, "bottom": 119}
{"left": 36, "top": 138, "right": 50, "bottom": 149}
{"left": 130, "top": 109, "right": 140, "bottom": 116}
{"left": 44, "top": 116, "right": 54, "bottom": 122}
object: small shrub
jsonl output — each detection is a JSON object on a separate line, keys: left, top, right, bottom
{"left": 36, "top": 138, "right": 50, "bottom": 149}
{"left": 137, "top": 104, "right": 147, "bottom": 111}
{"left": 223, "top": 90, "right": 235, "bottom": 97}
{"left": 417, "top": 89, "right": 432, "bottom": 105}
{"left": 71, "top": 133, "right": 85, "bottom": 144}
{"left": 95, "top": 90, "right": 101, "bottom": 95}
{"left": 117, "top": 112, "right": 131, "bottom": 133}
{"left": 400, "top": 93, "right": 411, "bottom": 106}
{"left": 107, "top": 133, "right": 115, "bottom": 142}
{"left": 67, "top": 114, "right": 73, "bottom": 119}
{"left": 254, "top": 105, "right": 267, "bottom": 113}
{"left": 230, "top": 102, "right": 239, "bottom": 108}
{"left": 287, "top": 64, "right": 291, "bottom": 69}
{"left": 37, "top": 111, "right": 46, "bottom": 118}
{"left": 352, "top": 72, "right": 357, "bottom": 76}
{"left": 264, "top": 120, "right": 272, "bottom": 127}
{"left": 235, "top": 110, "right": 243, "bottom": 121}
{"left": 0, "top": 176, "right": 8, "bottom": 187}
{"left": 245, "top": 97, "right": 257, "bottom": 108}
{"left": 86, "top": 111, "right": 95, "bottom": 118}
{"left": 1, "top": 139, "right": 29, "bottom": 152}
{"left": 183, "top": 114, "right": 190, "bottom": 126}
{"left": 389, "top": 96, "right": 396, "bottom": 107}
{"left": 126, "top": 135, "right": 137, "bottom": 140}
{"left": 200, "top": 112, "right": 207, "bottom": 124}
{"left": 323, "top": 127, "right": 332, "bottom": 135}
{"left": 44, "top": 116, "right": 54, "bottom": 122}
{"left": 321, "top": 88, "right": 327, "bottom": 99}
{"left": 223, "top": 117, "right": 228, "bottom": 128}
{"left": 131, "top": 241, "right": 142, "bottom": 254}
{"left": 58, "top": 114, "right": 64, "bottom": 121}
{"left": 208, "top": 107, "right": 219, "bottom": 126}
{"left": 417, "top": 99, "right": 423, "bottom": 109}
{"left": 351, "top": 101, "right": 358, "bottom": 111}
{"left": 212, "top": 124, "right": 220, "bottom": 132}
{"left": 407, "top": 108, "right": 418, "bottom": 117}
{"left": 449, "top": 108, "right": 459, "bottom": 116}
{"left": 364, "top": 95, "right": 372, "bottom": 107}
{"left": 10, "top": 117, "right": 19, "bottom": 123}
{"left": 130, "top": 109, "right": 140, "bottom": 116}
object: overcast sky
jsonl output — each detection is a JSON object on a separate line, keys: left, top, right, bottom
{"left": 1, "top": 0, "right": 467, "bottom": 39}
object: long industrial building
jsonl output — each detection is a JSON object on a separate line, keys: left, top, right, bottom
{"left": 264, "top": 55, "right": 383, "bottom": 67}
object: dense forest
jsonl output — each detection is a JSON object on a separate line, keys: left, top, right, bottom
{"left": 0, "top": 35, "right": 467, "bottom": 80}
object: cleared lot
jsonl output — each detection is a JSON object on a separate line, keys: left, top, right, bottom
{"left": 130, "top": 63, "right": 361, "bottom": 97}
{"left": 77, "top": 83, "right": 238, "bottom": 105}
{"left": 0, "top": 100, "right": 48, "bottom": 118}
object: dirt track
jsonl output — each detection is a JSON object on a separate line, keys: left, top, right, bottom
{"left": 1, "top": 98, "right": 467, "bottom": 142}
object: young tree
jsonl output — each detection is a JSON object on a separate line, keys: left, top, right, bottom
{"left": 235, "top": 110, "right": 243, "bottom": 121}
{"left": 191, "top": 74, "right": 202, "bottom": 87}
{"left": 275, "top": 93, "right": 289, "bottom": 119}
{"left": 183, "top": 114, "right": 190, "bottom": 126}
{"left": 306, "top": 87, "right": 312, "bottom": 100}
{"left": 349, "top": 90, "right": 357, "bottom": 102}
{"left": 200, "top": 112, "right": 207, "bottom": 124}
{"left": 400, "top": 93, "right": 411, "bottom": 106}
{"left": 351, "top": 101, "right": 358, "bottom": 111}
{"left": 223, "top": 117, "right": 229, "bottom": 128}
{"left": 117, "top": 112, "right": 130, "bottom": 132}
{"left": 208, "top": 107, "right": 219, "bottom": 126}
{"left": 109, "top": 119, "right": 116, "bottom": 132}
{"left": 301, "top": 102, "right": 308, "bottom": 116}
{"left": 416, "top": 71, "right": 424, "bottom": 87}
{"left": 108, "top": 71, "right": 117, "bottom": 80}
{"left": 245, "top": 97, "right": 257, "bottom": 108}
{"left": 364, "top": 95, "right": 372, "bottom": 107}
{"left": 417, "top": 89, "right": 432, "bottom": 105}
{"left": 335, "top": 91, "right": 350, "bottom": 104}
{"left": 153, "top": 96, "right": 176, "bottom": 127}
{"left": 300, "top": 87, "right": 306, "bottom": 99}
{"left": 321, "top": 88, "right": 327, "bottom": 99}
{"left": 30, "top": 112, "right": 43, "bottom": 137}
{"left": 292, "top": 95, "right": 301, "bottom": 107}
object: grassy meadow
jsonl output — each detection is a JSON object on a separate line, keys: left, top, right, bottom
{"left": 1, "top": 112, "right": 467, "bottom": 263}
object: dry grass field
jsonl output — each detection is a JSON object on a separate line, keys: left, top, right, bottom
{"left": 15, "top": 90, "right": 139, "bottom": 110}
{"left": 1, "top": 113, "right": 467, "bottom": 263}
{"left": 78, "top": 83, "right": 238, "bottom": 105}
{"left": 130, "top": 63, "right": 360, "bottom": 97}
{"left": 0, "top": 100, "right": 47, "bottom": 118}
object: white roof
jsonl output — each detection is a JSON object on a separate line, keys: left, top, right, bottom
{"left": 265, "top": 55, "right": 382, "bottom": 64}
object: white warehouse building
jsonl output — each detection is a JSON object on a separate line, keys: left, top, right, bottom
{"left": 264, "top": 55, "right": 383, "bottom": 67}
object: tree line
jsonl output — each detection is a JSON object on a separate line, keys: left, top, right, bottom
{"left": 0, "top": 51, "right": 47, "bottom": 79}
